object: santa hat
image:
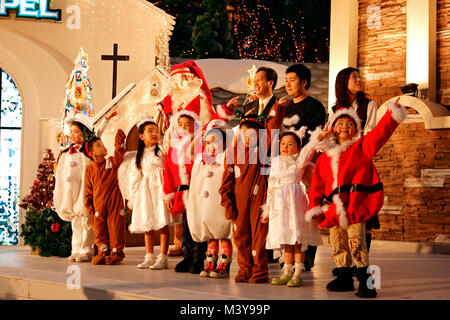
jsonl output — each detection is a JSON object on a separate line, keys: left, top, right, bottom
{"left": 169, "top": 95, "right": 203, "bottom": 128}
{"left": 327, "top": 107, "right": 363, "bottom": 141}
{"left": 170, "top": 60, "right": 214, "bottom": 115}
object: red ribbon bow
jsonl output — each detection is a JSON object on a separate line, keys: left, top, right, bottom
{"left": 68, "top": 145, "right": 80, "bottom": 154}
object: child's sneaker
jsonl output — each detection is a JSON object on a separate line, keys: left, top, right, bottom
{"left": 210, "top": 255, "right": 232, "bottom": 278}
{"left": 67, "top": 254, "right": 78, "bottom": 262}
{"left": 200, "top": 254, "right": 217, "bottom": 277}
{"left": 76, "top": 253, "right": 93, "bottom": 263}
{"left": 150, "top": 254, "right": 169, "bottom": 270}
{"left": 137, "top": 253, "right": 156, "bottom": 269}
{"left": 287, "top": 276, "right": 303, "bottom": 287}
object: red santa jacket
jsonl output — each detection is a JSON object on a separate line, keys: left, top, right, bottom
{"left": 305, "top": 102, "right": 407, "bottom": 228}
{"left": 162, "top": 104, "right": 234, "bottom": 215}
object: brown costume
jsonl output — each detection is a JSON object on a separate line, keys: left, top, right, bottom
{"left": 219, "top": 103, "right": 284, "bottom": 283}
{"left": 85, "top": 130, "right": 127, "bottom": 264}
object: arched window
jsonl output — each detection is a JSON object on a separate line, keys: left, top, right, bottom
{"left": 0, "top": 68, "right": 22, "bottom": 245}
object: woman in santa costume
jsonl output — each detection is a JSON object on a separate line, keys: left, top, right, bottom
{"left": 305, "top": 98, "right": 407, "bottom": 298}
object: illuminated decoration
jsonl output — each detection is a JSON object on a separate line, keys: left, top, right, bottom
{"left": 0, "top": 68, "right": 22, "bottom": 245}
{"left": 156, "top": 20, "right": 171, "bottom": 72}
{"left": 245, "top": 64, "right": 257, "bottom": 103}
{"left": 0, "top": 0, "right": 61, "bottom": 21}
{"left": 63, "top": 48, "right": 93, "bottom": 118}
{"left": 232, "top": 0, "right": 307, "bottom": 62}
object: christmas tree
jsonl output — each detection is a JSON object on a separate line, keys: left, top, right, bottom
{"left": 19, "top": 149, "right": 56, "bottom": 212}
{"left": 191, "top": 0, "right": 236, "bottom": 58}
{"left": 19, "top": 149, "right": 72, "bottom": 257}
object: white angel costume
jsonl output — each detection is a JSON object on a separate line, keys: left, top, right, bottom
{"left": 262, "top": 132, "right": 323, "bottom": 251}
{"left": 186, "top": 152, "right": 233, "bottom": 242}
{"left": 118, "top": 145, "right": 172, "bottom": 233}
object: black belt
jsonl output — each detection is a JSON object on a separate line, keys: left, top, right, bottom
{"left": 322, "top": 183, "right": 383, "bottom": 205}
{"left": 176, "top": 185, "right": 189, "bottom": 192}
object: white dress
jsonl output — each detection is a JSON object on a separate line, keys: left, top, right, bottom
{"left": 186, "top": 152, "right": 233, "bottom": 242}
{"left": 127, "top": 146, "right": 172, "bottom": 233}
{"left": 262, "top": 140, "right": 323, "bottom": 251}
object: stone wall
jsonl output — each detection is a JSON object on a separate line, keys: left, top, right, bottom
{"left": 357, "top": 0, "right": 406, "bottom": 107}
{"left": 356, "top": 0, "right": 450, "bottom": 243}
{"left": 373, "top": 108, "right": 450, "bottom": 243}
{"left": 437, "top": 0, "right": 450, "bottom": 106}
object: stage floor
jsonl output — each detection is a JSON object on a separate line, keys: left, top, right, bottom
{"left": 1, "top": 245, "right": 450, "bottom": 300}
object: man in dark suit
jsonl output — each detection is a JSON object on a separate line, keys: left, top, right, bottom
{"left": 228, "top": 67, "right": 278, "bottom": 127}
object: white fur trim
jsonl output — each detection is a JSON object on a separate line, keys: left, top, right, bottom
{"left": 325, "top": 140, "right": 354, "bottom": 190}
{"left": 305, "top": 206, "right": 323, "bottom": 222}
{"left": 170, "top": 110, "right": 202, "bottom": 127}
{"left": 205, "top": 119, "right": 228, "bottom": 132}
{"left": 328, "top": 108, "right": 362, "bottom": 138}
{"left": 282, "top": 114, "right": 300, "bottom": 127}
{"left": 162, "top": 192, "right": 175, "bottom": 201}
{"left": 387, "top": 101, "right": 407, "bottom": 123}
{"left": 175, "top": 135, "right": 192, "bottom": 186}
{"left": 332, "top": 194, "right": 349, "bottom": 228}
{"left": 288, "top": 125, "right": 307, "bottom": 142}
{"left": 217, "top": 104, "right": 234, "bottom": 120}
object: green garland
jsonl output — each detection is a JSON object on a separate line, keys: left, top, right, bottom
{"left": 20, "top": 207, "right": 72, "bottom": 257}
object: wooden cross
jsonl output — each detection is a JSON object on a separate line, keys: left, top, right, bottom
{"left": 101, "top": 43, "right": 129, "bottom": 99}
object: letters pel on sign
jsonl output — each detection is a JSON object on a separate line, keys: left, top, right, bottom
{"left": 0, "top": 0, "right": 61, "bottom": 21}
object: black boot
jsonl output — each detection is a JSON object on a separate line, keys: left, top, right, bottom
{"left": 175, "top": 257, "right": 193, "bottom": 273}
{"left": 355, "top": 267, "right": 377, "bottom": 298}
{"left": 189, "top": 258, "right": 205, "bottom": 274}
{"left": 326, "top": 267, "right": 355, "bottom": 292}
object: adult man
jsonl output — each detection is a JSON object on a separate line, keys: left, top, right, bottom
{"left": 228, "top": 67, "right": 278, "bottom": 127}
{"left": 280, "top": 63, "right": 327, "bottom": 271}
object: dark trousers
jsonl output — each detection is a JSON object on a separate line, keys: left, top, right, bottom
{"left": 304, "top": 245, "right": 317, "bottom": 270}
{"left": 366, "top": 233, "right": 372, "bottom": 252}
{"left": 182, "top": 212, "right": 207, "bottom": 261}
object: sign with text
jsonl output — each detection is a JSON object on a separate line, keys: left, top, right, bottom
{"left": 0, "top": 0, "right": 61, "bottom": 21}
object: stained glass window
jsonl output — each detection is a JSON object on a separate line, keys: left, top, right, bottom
{"left": 0, "top": 68, "right": 22, "bottom": 245}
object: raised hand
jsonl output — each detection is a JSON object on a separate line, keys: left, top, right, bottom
{"left": 106, "top": 105, "right": 120, "bottom": 120}
{"left": 318, "top": 121, "right": 334, "bottom": 141}
{"left": 278, "top": 95, "right": 293, "bottom": 108}
{"left": 226, "top": 96, "right": 240, "bottom": 110}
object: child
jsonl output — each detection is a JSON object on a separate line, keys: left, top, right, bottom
{"left": 261, "top": 129, "right": 323, "bottom": 287}
{"left": 162, "top": 101, "right": 208, "bottom": 274}
{"left": 53, "top": 112, "right": 95, "bottom": 262}
{"left": 163, "top": 98, "right": 235, "bottom": 274}
{"left": 219, "top": 102, "right": 286, "bottom": 283}
{"left": 305, "top": 99, "right": 407, "bottom": 298}
{"left": 84, "top": 129, "right": 127, "bottom": 265}
{"left": 186, "top": 122, "right": 234, "bottom": 278}
{"left": 127, "top": 117, "right": 172, "bottom": 269}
